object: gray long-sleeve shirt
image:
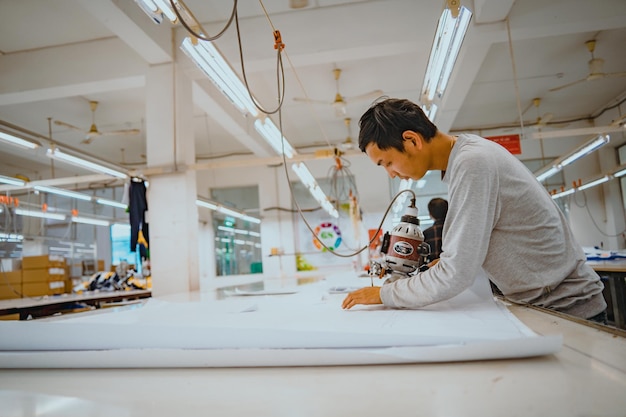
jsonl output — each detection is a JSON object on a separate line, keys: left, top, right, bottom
{"left": 380, "top": 134, "right": 606, "bottom": 319}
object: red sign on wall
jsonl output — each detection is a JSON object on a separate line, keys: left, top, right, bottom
{"left": 485, "top": 134, "right": 521, "bottom": 155}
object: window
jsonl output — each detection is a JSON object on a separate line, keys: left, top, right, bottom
{"left": 211, "top": 186, "right": 262, "bottom": 276}
{"left": 110, "top": 223, "right": 141, "bottom": 271}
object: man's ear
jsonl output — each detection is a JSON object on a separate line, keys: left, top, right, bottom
{"left": 402, "top": 131, "right": 422, "bottom": 151}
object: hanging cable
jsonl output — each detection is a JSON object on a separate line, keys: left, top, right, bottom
{"left": 169, "top": 0, "right": 237, "bottom": 42}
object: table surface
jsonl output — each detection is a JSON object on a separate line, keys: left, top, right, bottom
{"left": 588, "top": 259, "right": 626, "bottom": 272}
{"left": 0, "top": 296, "right": 625, "bottom": 417}
{"left": 0, "top": 289, "right": 151, "bottom": 317}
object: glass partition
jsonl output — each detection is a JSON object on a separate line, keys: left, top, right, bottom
{"left": 210, "top": 185, "right": 262, "bottom": 276}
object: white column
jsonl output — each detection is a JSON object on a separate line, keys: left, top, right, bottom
{"left": 144, "top": 63, "right": 199, "bottom": 296}
{"left": 259, "top": 165, "right": 297, "bottom": 285}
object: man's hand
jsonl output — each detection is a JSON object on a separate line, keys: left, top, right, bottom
{"left": 342, "top": 286, "right": 382, "bottom": 309}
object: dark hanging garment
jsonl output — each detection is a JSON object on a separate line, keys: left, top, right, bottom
{"left": 129, "top": 178, "right": 148, "bottom": 253}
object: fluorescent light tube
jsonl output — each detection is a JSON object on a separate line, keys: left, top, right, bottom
{"left": 578, "top": 175, "right": 609, "bottom": 191}
{"left": 96, "top": 198, "right": 128, "bottom": 209}
{"left": 181, "top": 37, "right": 259, "bottom": 117}
{"left": 558, "top": 135, "right": 609, "bottom": 168}
{"left": 196, "top": 199, "right": 218, "bottom": 210}
{"left": 152, "top": 0, "right": 178, "bottom": 22}
{"left": 71, "top": 216, "right": 110, "bottom": 227}
{"left": 241, "top": 215, "right": 261, "bottom": 224}
{"left": 254, "top": 118, "right": 296, "bottom": 158}
{"left": 421, "top": 6, "right": 472, "bottom": 103}
{"left": 0, "top": 174, "right": 26, "bottom": 186}
{"left": 34, "top": 185, "right": 92, "bottom": 202}
{"left": 217, "top": 206, "right": 246, "bottom": 218}
{"left": 291, "top": 162, "right": 317, "bottom": 189}
{"left": 291, "top": 162, "right": 338, "bottom": 218}
{"left": 196, "top": 199, "right": 261, "bottom": 223}
{"left": 551, "top": 188, "right": 575, "bottom": 199}
{"left": 536, "top": 166, "right": 561, "bottom": 182}
{"left": 47, "top": 148, "right": 128, "bottom": 179}
{"left": 423, "top": 103, "right": 438, "bottom": 121}
{"left": 0, "top": 131, "right": 41, "bottom": 150}
{"left": 0, "top": 232, "right": 23, "bottom": 241}
{"left": 15, "top": 208, "right": 66, "bottom": 221}
{"left": 134, "top": 0, "right": 164, "bottom": 24}
{"left": 614, "top": 168, "right": 626, "bottom": 178}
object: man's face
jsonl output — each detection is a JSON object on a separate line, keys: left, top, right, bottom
{"left": 365, "top": 135, "right": 428, "bottom": 180}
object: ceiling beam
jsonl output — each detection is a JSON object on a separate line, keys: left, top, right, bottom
{"left": 75, "top": 0, "right": 173, "bottom": 64}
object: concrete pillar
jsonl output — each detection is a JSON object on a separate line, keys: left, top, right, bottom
{"left": 145, "top": 63, "right": 199, "bottom": 296}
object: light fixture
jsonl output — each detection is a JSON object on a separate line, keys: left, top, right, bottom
{"left": 423, "top": 103, "right": 438, "bottom": 121}
{"left": 613, "top": 166, "right": 626, "bottom": 178}
{"left": 34, "top": 185, "right": 92, "bottom": 202}
{"left": 536, "top": 166, "right": 561, "bottom": 183}
{"left": 551, "top": 188, "right": 575, "bottom": 199}
{"left": 254, "top": 118, "right": 296, "bottom": 158}
{"left": 96, "top": 198, "right": 128, "bottom": 209}
{"left": 291, "top": 162, "right": 339, "bottom": 218}
{"left": 557, "top": 135, "right": 610, "bottom": 168}
{"left": 181, "top": 37, "right": 259, "bottom": 118}
{"left": 135, "top": 0, "right": 178, "bottom": 23}
{"left": 196, "top": 198, "right": 261, "bottom": 224}
{"left": 535, "top": 135, "right": 610, "bottom": 183}
{"left": 196, "top": 199, "right": 218, "bottom": 210}
{"left": 550, "top": 164, "right": 626, "bottom": 199}
{"left": 577, "top": 175, "right": 610, "bottom": 191}
{"left": 133, "top": 0, "right": 164, "bottom": 24}
{"left": 0, "top": 232, "right": 23, "bottom": 242}
{"left": 421, "top": 5, "right": 472, "bottom": 105}
{"left": 47, "top": 147, "right": 128, "bottom": 179}
{"left": 0, "top": 174, "right": 26, "bottom": 186}
{"left": 0, "top": 130, "right": 41, "bottom": 150}
{"left": 14, "top": 208, "right": 66, "bottom": 221}
{"left": 71, "top": 216, "right": 110, "bottom": 227}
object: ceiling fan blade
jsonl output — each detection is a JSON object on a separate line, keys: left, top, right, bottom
{"left": 293, "top": 96, "right": 332, "bottom": 105}
{"left": 549, "top": 77, "right": 587, "bottom": 92}
{"left": 346, "top": 89, "right": 384, "bottom": 102}
{"left": 53, "top": 119, "right": 85, "bottom": 132}
{"left": 98, "top": 129, "right": 141, "bottom": 137}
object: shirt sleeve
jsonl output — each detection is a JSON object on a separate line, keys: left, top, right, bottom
{"left": 380, "top": 151, "right": 498, "bottom": 308}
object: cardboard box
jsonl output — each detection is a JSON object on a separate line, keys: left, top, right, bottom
{"left": 0, "top": 283, "right": 21, "bottom": 300}
{"left": 22, "top": 268, "right": 66, "bottom": 284}
{"left": 22, "top": 281, "right": 65, "bottom": 297}
{"left": 0, "top": 270, "right": 21, "bottom": 285}
{"left": 22, "top": 255, "right": 65, "bottom": 270}
{"left": 1, "top": 258, "right": 22, "bottom": 272}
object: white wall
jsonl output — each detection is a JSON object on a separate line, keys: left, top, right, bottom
{"left": 563, "top": 104, "right": 626, "bottom": 250}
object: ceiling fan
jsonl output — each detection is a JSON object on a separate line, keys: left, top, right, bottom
{"left": 54, "top": 100, "right": 140, "bottom": 144}
{"left": 527, "top": 97, "right": 554, "bottom": 128}
{"left": 549, "top": 39, "right": 626, "bottom": 92}
{"left": 339, "top": 117, "right": 355, "bottom": 151}
{"left": 294, "top": 68, "right": 383, "bottom": 116}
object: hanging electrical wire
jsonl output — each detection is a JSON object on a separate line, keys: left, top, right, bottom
{"left": 168, "top": 0, "right": 397, "bottom": 259}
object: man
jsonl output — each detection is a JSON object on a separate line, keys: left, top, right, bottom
{"left": 423, "top": 197, "right": 448, "bottom": 262}
{"left": 342, "top": 98, "right": 607, "bottom": 323}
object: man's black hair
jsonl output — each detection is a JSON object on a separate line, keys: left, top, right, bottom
{"left": 358, "top": 98, "right": 438, "bottom": 153}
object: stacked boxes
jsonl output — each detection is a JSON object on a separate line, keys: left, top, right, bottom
{"left": 21, "top": 255, "right": 67, "bottom": 298}
{"left": 0, "top": 269, "right": 22, "bottom": 300}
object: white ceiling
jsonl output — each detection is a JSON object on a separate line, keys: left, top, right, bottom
{"left": 1, "top": 0, "right": 626, "bottom": 186}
